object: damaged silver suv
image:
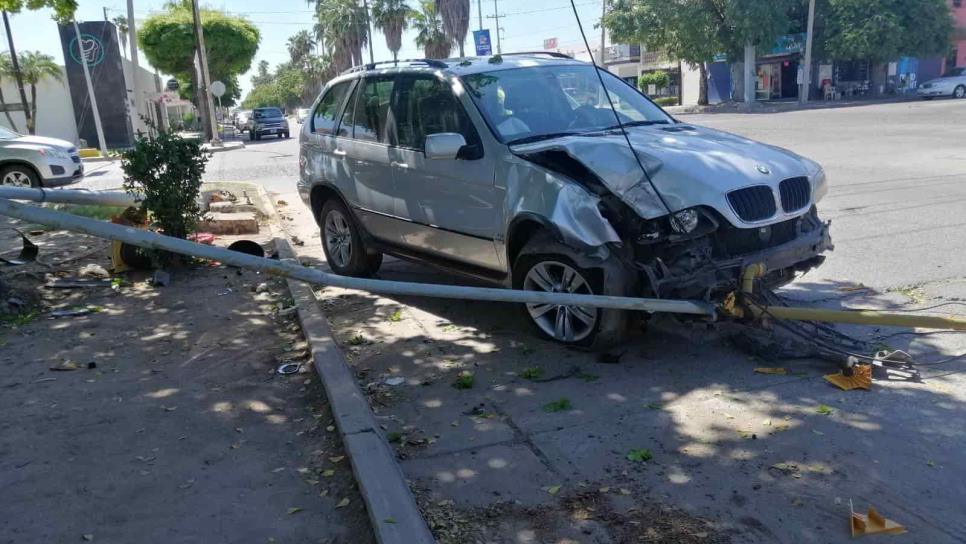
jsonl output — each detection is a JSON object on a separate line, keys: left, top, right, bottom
{"left": 298, "top": 53, "right": 832, "bottom": 348}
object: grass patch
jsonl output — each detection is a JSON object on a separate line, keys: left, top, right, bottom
{"left": 52, "top": 204, "right": 129, "bottom": 221}
{"left": 518, "top": 366, "right": 543, "bottom": 380}
{"left": 387, "top": 432, "right": 403, "bottom": 444}
{"left": 387, "top": 309, "right": 403, "bottom": 322}
{"left": 1, "top": 310, "right": 38, "bottom": 327}
{"left": 543, "top": 398, "right": 572, "bottom": 413}
{"left": 452, "top": 371, "right": 474, "bottom": 390}
{"left": 347, "top": 334, "right": 366, "bottom": 346}
{"left": 626, "top": 448, "right": 653, "bottom": 462}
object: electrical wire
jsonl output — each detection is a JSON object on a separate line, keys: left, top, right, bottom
{"left": 568, "top": 0, "right": 674, "bottom": 216}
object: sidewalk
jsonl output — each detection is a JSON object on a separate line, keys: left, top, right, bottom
{"left": 0, "top": 215, "right": 374, "bottom": 543}
{"left": 666, "top": 94, "right": 923, "bottom": 115}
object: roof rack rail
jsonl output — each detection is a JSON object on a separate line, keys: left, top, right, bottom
{"left": 499, "top": 51, "right": 573, "bottom": 59}
{"left": 341, "top": 58, "right": 449, "bottom": 75}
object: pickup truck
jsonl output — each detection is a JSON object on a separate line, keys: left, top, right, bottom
{"left": 246, "top": 107, "right": 291, "bottom": 141}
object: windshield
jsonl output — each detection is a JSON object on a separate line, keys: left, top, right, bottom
{"left": 461, "top": 65, "right": 673, "bottom": 144}
{"left": 0, "top": 126, "right": 19, "bottom": 139}
{"left": 944, "top": 67, "right": 965, "bottom": 78}
{"left": 254, "top": 108, "right": 282, "bottom": 119}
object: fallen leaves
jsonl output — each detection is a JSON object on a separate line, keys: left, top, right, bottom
{"left": 816, "top": 404, "right": 835, "bottom": 416}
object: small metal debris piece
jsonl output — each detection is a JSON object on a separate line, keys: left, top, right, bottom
{"left": 0, "top": 228, "right": 38, "bottom": 266}
{"left": 384, "top": 377, "right": 406, "bottom": 386}
{"left": 276, "top": 362, "right": 302, "bottom": 375}
{"left": 50, "top": 308, "right": 94, "bottom": 318}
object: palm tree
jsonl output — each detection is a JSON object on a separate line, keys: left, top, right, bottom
{"left": 313, "top": 0, "right": 369, "bottom": 72}
{"left": 18, "top": 51, "right": 63, "bottom": 135}
{"left": 0, "top": 53, "right": 21, "bottom": 132}
{"left": 435, "top": 0, "right": 468, "bottom": 57}
{"left": 287, "top": 29, "right": 316, "bottom": 66}
{"left": 412, "top": 0, "right": 451, "bottom": 59}
{"left": 371, "top": 0, "right": 412, "bottom": 63}
{"left": 113, "top": 15, "right": 129, "bottom": 59}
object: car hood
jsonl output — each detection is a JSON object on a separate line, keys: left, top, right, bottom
{"left": 10, "top": 134, "right": 75, "bottom": 150}
{"left": 511, "top": 124, "right": 818, "bottom": 220}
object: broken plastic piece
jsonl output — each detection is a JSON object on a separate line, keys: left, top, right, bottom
{"left": 850, "top": 501, "right": 906, "bottom": 537}
{"left": 754, "top": 367, "right": 788, "bottom": 375}
{"left": 0, "top": 228, "right": 38, "bottom": 266}
{"left": 825, "top": 364, "right": 871, "bottom": 391}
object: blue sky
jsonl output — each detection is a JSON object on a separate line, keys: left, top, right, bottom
{"left": 2, "top": 0, "right": 604, "bottom": 99}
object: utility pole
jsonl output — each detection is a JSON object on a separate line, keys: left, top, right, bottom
{"left": 103, "top": 7, "right": 109, "bottom": 21}
{"left": 362, "top": 0, "right": 375, "bottom": 64}
{"left": 190, "top": 0, "right": 220, "bottom": 145}
{"left": 743, "top": 43, "right": 755, "bottom": 104}
{"left": 127, "top": 0, "right": 142, "bottom": 128}
{"left": 477, "top": 0, "right": 483, "bottom": 30}
{"left": 487, "top": 0, "right": 503, "bottom": 54}
{"left": 800, "top": 0, "right": 816, "bottom": 104}
{"left": 599, "top": 0, "right": 607, "bottom": 65}
{"left": 2, "top": 11, "right": 31, "bottom": 132}
{"left": 72, "top": 20, "right": 108, "bottom": 154}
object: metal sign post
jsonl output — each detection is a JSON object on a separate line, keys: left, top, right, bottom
{"left": 211, "top": 80, "right": 226, "bottom": 141}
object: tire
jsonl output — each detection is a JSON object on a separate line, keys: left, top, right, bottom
{"left": 284, "top": 131, "right": 290, "bottom": 138}
{"left": 0, "top": 164, "right": 41, "bottom": 188}
{"left": 249, "top": 130, "right": 255, "bottom": 141}
{"left": 513, "top": 234, "right": 633, "bottom": 349}
{"left": 255, "top": 132, "right": 261, "bottom": 141}
{"left": 955, "top": 85, "right": 965, "bottom": 99}
{"left": 319, "top": 199, "right": 382, "bottom": 277}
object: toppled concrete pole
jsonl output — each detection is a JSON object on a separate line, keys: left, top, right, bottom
{"left": 0, "top": 198, "right": 717, "bottom": 317}
{"left": 0, "top": 187, "right": 137, "bottom": 208}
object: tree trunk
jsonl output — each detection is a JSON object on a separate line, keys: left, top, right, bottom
{"left": 190, "top": 57, "right": 212, "bottom": 139}
{"left": 698, "top": 62, "right": 709, "bottom": 106}
{"left": 27, "top": 84, "right": 36, "bottom": 134}
{"left": 0, "top": 87, "right": 20, "bottom": 132}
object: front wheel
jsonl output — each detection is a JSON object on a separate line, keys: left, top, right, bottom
{"left": 0, "top": 164, "right": 40, "bottom": 187}
{"left": 955, "top": 85, "right": 965, "bottom": 99}
{"left": 283, "top": 131, "right": 291, "bottom": 138}
{"left": 319, "top": 199, "right": 382, "bottom": 277}
{"left": 513, "top": 235, "right": 632, "bottom": 349}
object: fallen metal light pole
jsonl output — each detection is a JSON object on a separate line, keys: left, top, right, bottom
{"left": 0, "top": 198, "right": 717, "bottom": 317}
{"left": 0, "top": 187, "right": 137, "bottom": 208}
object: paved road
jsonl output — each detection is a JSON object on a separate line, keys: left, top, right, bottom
{"left": 76, "top": 100, "right": 966, "bottom": 542}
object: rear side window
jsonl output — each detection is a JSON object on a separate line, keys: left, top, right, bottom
{"left": 344, "top": 77, "right": 395, "bottom": 143}
{"left": 392, "top": 75, "right": 481, "bottom": 153}
{"left": 312, "top": 81, "right": 352, "bottom": 135}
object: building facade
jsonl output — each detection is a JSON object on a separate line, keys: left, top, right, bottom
{"left": 950, "top": 0, "right": 966, "bottom": 68}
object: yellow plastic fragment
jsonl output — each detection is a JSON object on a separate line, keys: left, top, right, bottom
{"left": 754, "top": 367, "right": 788, "bottom": 375}
{"left": 825, "top": 364, "right": 872, "bottom": 391}
{"left": 850, "top": 503, "right": 906, "bottom": 537}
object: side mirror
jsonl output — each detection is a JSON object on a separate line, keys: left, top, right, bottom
{"left": 425, "top": 133, "right": 467, "bottom": 160}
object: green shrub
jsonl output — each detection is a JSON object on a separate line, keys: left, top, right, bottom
{"left": 121, "top": 131, "right": 208, "bottom": 264}
{"left": 638, "top": 70, "right": 671, "bottom": 92}
{"left": 653, "top": 97, "right": 679, "bottom": 107}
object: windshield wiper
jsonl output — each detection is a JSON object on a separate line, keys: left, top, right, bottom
{"left": 507, "top": 131, "right": 587, "bottom": 146}
{"left": 609, "top": 120, "right": 670, "bottom": 130}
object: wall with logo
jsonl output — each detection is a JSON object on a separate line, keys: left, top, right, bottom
{"left": 57, "top": 21, "right": 134, "bottom": 149}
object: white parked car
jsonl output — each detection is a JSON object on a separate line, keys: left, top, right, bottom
{"left": 0, "top": 126, "right": 82, "bottom": 187}
{"left": 918, "top": 67, "right": 966, "bottom": 99}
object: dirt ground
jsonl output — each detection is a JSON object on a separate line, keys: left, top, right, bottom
{"left": 0, "top": 216, "right": 375, "bottom": 544}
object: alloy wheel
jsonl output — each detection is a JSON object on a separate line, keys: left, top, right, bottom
{"left": 324, "top": 209, "right": 353, "bottom": 269}
{"left": 523, "top": 261, "right": 597, "bottom": 342}
{"left": 956, "top": 86, "right": 966, "bottom": 99}
{"left": 1, "top": 170, "right": 32, "bottom": 187}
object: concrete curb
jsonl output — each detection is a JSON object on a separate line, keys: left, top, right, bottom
{"left": 257, "top": 184, "right": 435, "bottom": 544}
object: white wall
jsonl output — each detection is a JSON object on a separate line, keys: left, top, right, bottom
{"left": 0, "top": 66, "right": 78, "bottom": 143}
{"left": 680, "top": 63, "right": 702, "bottom": 106}
{"left": 122, "top": 57, "right": 162, "bottom": 135}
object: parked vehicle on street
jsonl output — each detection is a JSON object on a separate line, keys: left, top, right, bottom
{"left": 918, "top": 67, "right": 966, "bottom": 99}
{"left": 296, "top": 108, "right": 311, "bottom": 123}
{"left": 234, "top": 109, "right": 252, "bottom": 132}
{"left": 0, "top": 126, "right": 82, "bottom": 187}
{"left": 298, "top": 54, "right": 832, "bottom": 347}
{"left": 247, "top": 107, "right": 290, "bottom": 140}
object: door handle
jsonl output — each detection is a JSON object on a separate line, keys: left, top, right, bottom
{"left": 333, "top": 149, "right": 347, "bottom": 157}
{"left": 391, "top": 161, "right": 409, "bottom": 169}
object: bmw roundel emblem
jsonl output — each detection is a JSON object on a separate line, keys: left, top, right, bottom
{"left": 756, "top": 164, "right": 771, "bottom": 175}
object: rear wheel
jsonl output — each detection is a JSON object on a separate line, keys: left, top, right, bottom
{"left": 0, "top": 164, "right": 40, "bottom": 188}
{"left": 513, "top": 234, "right": 632, "bottom": 349}
{"left": 320, "top": 199, "right": 382, "bottom": 277}
{"left": 955, "top": 85, "right": 965, "bottom": 99}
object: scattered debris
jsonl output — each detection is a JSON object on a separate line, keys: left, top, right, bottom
{"left": 384, "top": 377, "right": 406, "bottom": 386}
{"left": 49, "top": 360, "right": 80, "bottom": 371}
{"left": 0, "top": 229, "right": 38, "bottom": 266}
{"left": 754, "top": 367, "right": 788, "bottom": 375}
{"left": 543, "top": 485, "right": 562, "bottom": 496}
{"left": 276, "top": 362, "right": 303, "bottom": 375}
{"left": 286, "top": 507, "right": 303, "bottom": 515}
{"left": 452, "top": 371, "right": 474, "bottom": 390}
{"left": 387, "top": 309, "right": 403, "bottom": 322}
{"left": 50, "top": 307, "right": 96, "bottom": 318}
{"left": 825, "top": 362, "right": 872, "bottom": 391}
{"left": 44, "top": 278, "right": 111, "bottom": 289}
{"left": 626, "top": 448, "right": 653, "bottom": 462}
{"left": 75, "top": 263, "right": 109, "bottom": 280}
{"left": 336, "top": 498, "right": 350, "bottom": 508}
{"left": 255, "top": 282, "right": 270, "bottom": 293}
{"left": 850, "top": 502, "right": 906, "bottom": 537}
{"left": 816, "top": 404, "right": 835, "bottom": 416}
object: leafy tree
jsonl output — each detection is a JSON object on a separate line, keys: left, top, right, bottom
{"left": 372, "top": 0, "right": 413, "bottom": 62}
{"left": 16, "top": 51, "right": 62, "bottom": 134}
{"left": 412, "top": 0, "right": 451, "bottom": 59}
{"left": 605, "top": 0, "right": 794, "bottom": 104}
{"left": 313, "top": 0, "right": 369, "bottom": 72}
{"left": 250, "top": 60, "right": 273, "bottom": 87}
{"left": 0, "top": 0, "right": 77, "bottom": 22}
{"left": 287, "top": 29, "right": 316, "bottom": 66}
{"left": 241, "top": 82, "right": 279, "bottom": 109}
{"left": 435, "top": 0, "right": 468, "bottom": 57}
{"left": 638, "top": 70, "right": 670, "bottom": 92}
{"left": 139, "top": 4, "right": 259, "bottom": 137}
{"left": 822, "top": 0, "right": 952, "bottom": 62}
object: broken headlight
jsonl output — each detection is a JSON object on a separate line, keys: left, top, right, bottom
{"left": 669, "top": 208, "right": 700, "bottom": 234}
